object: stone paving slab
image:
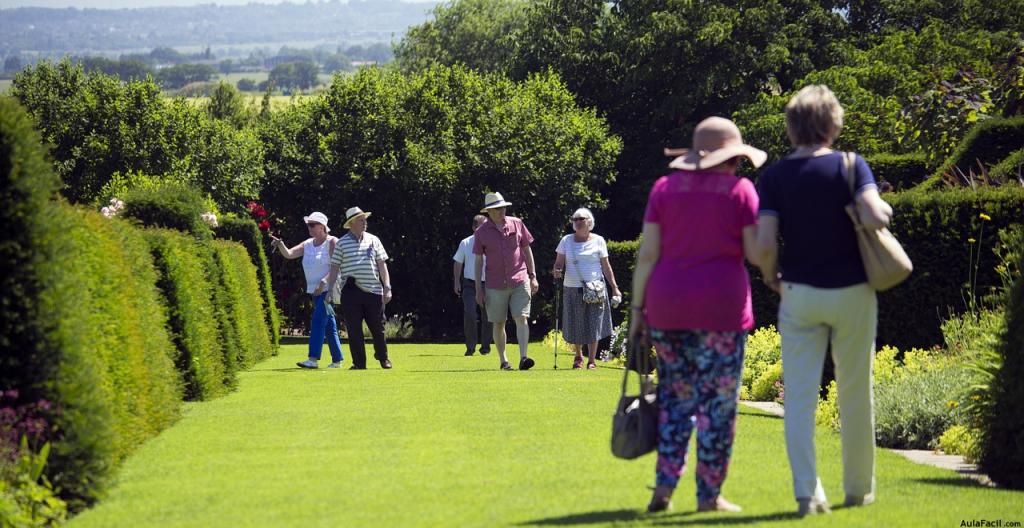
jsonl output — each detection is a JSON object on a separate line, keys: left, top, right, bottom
{"left": 738, "top": 401, "right": 993, "bottom": 486}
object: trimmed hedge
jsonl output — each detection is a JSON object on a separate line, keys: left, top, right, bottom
{"left": 990, "top": 148, "right": 1024, "bottom": 183}
{"left": 210, "top": 240, "right": 274, "bottom": 368}
{"left": 39, "top": 204, "right": 183, "bottom": 506}
{"left": 916, "top": 117, "right": 1024, "bottom": 191}
{"left": 864, "top": 152, "right": 929, "bottom": 191}
{"left": 608, "top": 187, "right": 1024, "bottom": 350}
{"left": 0, "top": 97, "right": 60, "bottom": 401}
{"left": 981, "top": 226, "right": 1024, "bottom": 488}
{"left": 145, "top": 229, "right": 227, "bottom": 400}
{"left": 2, "top": 99, "right": 182, "bottom": 507}
{"left": 215, "top": 215, "right": 281, "bottom": 351}
{"left": 607, "top": 238, "right": 640, "bottom": 324}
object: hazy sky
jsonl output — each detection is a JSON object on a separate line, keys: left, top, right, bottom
{"left": 0, "top": 0, "right": 436, "bottom": 8}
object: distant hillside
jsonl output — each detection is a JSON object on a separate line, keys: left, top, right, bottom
{"left": 0, "top": 0, "right": 440, "bottom": 57}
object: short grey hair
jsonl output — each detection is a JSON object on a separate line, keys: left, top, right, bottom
{"left": 786, "top": 84, "right": 844, "bottom": 147}
{"left": 573, "top": 207, "right": 595, "bottom": 230}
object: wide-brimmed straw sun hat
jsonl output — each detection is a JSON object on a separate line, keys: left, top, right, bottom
{"left": 480, "top": 192, "right": 513, "bottom": 213}
{"left": 665, "top": 117, "right": 767, "bottom": 171}
{"left": 343, "top": 206, "right": 372, "bottom": 229}
{"left": 303, "top": 211, "right": 330, "bottom": 233}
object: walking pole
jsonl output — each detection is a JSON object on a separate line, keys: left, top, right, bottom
{"left": 553, "top": 277, "right": 560, "bottom": 369}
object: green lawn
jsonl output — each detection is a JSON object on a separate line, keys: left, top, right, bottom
{"left": 69, "top": 343, "right": 1022, "bottom": 527}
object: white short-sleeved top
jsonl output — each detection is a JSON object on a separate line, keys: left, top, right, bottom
{"left": 556, "top": 234, "right": 607, "bottom": 287}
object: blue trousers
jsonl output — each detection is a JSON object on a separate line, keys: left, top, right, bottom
{"left": 309, "top": 293, "right": 344, "bottom": 363}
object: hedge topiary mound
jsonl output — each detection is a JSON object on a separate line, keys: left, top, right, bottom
{"left": 990, "top": 148, "right": 1024, "bottom": 183}
{"left": 915, "top": 117, "right": 1024, "bottom": 191}
{"left": 145, "top": 228, "right": 227, "bottom": 400}
{"left": 865, "top": 152, "right": 929, "bottom": 191}
{"left": 211, "top": 240, "right": 274, "bottom": 367}
{"left": 216, "top": 215, "right": 281, "bottom": 350}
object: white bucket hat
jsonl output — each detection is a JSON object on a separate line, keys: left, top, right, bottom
{"left": 480, "top": 192, "right": 513, "bottom": 213}
{"left": 665, "top": 116, "right": 767, "bottom": 171}
{"left": 343, "top": 206, "right": 372, "bottom": 229}
{"left": 303, "top": 211, "right": 330, "bottom": 233}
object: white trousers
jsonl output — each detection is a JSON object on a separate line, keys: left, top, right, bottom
{"left": 779, "top": 281, "right": 877, "bottom": 502}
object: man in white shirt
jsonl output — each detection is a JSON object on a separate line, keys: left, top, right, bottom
{"left": 453, "top": 214, "right": 492, "bottom": 356}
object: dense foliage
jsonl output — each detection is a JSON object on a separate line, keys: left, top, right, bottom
{"left": 11, "top": 59, "right": 265, "bottom": 210}
{"left": 258, "top": 64, "right": 620, "bottom": 336}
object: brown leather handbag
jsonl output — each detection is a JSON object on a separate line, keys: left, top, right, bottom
{"left": 611, "top": 339, "right": 658, "bottom": 459}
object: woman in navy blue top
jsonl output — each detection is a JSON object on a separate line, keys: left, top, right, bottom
{"left": 754, "top": 85, "right": 893, "bottom": 517}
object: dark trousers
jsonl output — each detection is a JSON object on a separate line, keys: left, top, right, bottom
{"left": 341, "top": 281, "right": 389, "bottom": 368}
{"left": 461, "top": 278, "right": 492, "bottom": 353}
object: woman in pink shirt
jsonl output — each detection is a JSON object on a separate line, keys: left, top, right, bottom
{"left": 628, "top": 117, "right": 766, "bottom": 514}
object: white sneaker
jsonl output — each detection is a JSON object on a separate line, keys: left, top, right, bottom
{"left": 797, "top": 498, "right": 831, "bottom": 517}
{"left": 297, "top": 359, "right": 318, "bottom": 369}
{"left": 327, "top": 362, "right": 342, "bottom": 369}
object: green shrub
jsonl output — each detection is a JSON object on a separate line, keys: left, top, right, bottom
{"left": 120, "top": 179, "right": 216, "bottom": 240}
{"left": 0, "top": 441, "right": 67, "bottom": 528}
{"left": 751, "top": 362, "right": 783, "bottom": 402}
{"left": 980, "top": 223, "right": 1024, "bottom": 488}
{"left": 938, "top": 425, "right": 981, "bottom": 463}
{"left": 607, "top": 238, "right": 639, "bottom": 325}
{"left": 210, "top": 241, "right": 273, "bottom": 368}
{"left": 215, "top": 215, "right": 280, "bottom": 351}
{"left": 145, "top": 229, "right": 227, "bottom": 400}
{"left": 874, "top": 365, "right": 970, "bottom": 449}
{"left": 989, "top": 148, "right": 1024, "bottom": 183}
{"left": 741, "top": 325, "right": 781, "bottom": 401}
{"left": 38, "top": 204, "right": 182, "bottom": 506}
{"left": 864, "top": 152, "right": 929, "bottom": 191}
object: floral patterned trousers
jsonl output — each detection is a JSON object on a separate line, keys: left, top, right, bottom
{"left": 650, "top": 328, "right": 746, "bottom": 504}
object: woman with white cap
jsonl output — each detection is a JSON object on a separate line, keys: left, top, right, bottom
{"left": 629, "top": 116, "right": 765, "bottom": 514}
{"left": 271, "top": 212, "right": 345, "bottom": 369}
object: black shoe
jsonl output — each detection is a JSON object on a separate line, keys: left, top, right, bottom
{"left": 464, "top": 350, "right": 475, "bottom": 356}
{"left": 380, "top": 359, "right": 393, "bottom": 369}
{"left": 349, "top": 365, "right": 366, "bottom": 370}
{"left": 500, "top": 362, "right": 513, "bottom": 371}
{"left": 519, "top": 357, "right": 535, "bottom": 371}
{"left": 479, "top": 349, "right": 490, "bottom": 355}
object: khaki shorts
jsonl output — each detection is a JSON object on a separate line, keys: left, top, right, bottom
{"left": 485, "top": 281, "right": 531, "bottom": 323}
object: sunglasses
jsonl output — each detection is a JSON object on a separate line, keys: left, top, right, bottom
{"left": 306, "top": 223, "right": 321, "bottom": 228}
{"left": 571, "top": 217, "right": 588, "bottom": 222}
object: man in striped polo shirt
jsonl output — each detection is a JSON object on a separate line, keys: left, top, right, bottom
{"left": 318, "top": 206, "right": 393, "bottom": 370}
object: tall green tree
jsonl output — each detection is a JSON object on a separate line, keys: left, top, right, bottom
{"left": 258, "top": 65, "right": 621, "bottom": 337}
{"left": 12, "top": 60, "right": 264, "bottom": 209}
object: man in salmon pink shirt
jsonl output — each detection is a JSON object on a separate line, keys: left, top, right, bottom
{"left": 473, "top": 192, "right": 538, "bottom": 371}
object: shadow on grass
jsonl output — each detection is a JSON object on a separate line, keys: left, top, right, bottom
{"left": 406, "top": 369, "right": 509, "bottom": 373}
{"left": 519, "top": 509, "right": 798, "bottom": 526}
{"left": 517, "top": 509, "right": 641, "bottom": 525}
{"left": 910, "top": 476, "right": 994, "bottom": 489}
{"left": 737, "top": 410, "right": 782, "bottom": 420}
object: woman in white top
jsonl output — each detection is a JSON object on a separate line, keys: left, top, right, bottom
{"left": 552, "top": 208, "right": 622, "bottom": 369}
{"left": 270, "top": 211, "right": 345, "bottom": 369}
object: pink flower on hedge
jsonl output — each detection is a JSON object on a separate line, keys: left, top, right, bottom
{"left": 258, "top": 220, "right": 271, "bottom": 231}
